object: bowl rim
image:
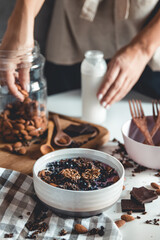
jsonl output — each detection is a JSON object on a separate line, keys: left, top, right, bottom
{"left": 121, "top": 118, "right": 160, "bottom": 149}
{"left": 33, "top": 148, "right": 125, "bottom": 194}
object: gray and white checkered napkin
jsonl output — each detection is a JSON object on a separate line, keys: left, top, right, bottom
{"left": 0, "top": 168, "right": 122, "bottom": 240}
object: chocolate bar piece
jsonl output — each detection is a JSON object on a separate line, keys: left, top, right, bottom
{"left": 121, "top": 199, "right": 145, "bottom": 212}
{"left": 130, "top": 187, "right": 158, "bottom": 204}
{"left": 64, "top": 124, "right": 96, "bottom": 137}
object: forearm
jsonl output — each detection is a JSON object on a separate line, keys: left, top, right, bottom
{"left": 1, "top": 0, "right": 45, "bottom": 49}
{"left": 10, "top": 0, "right": 45, "bottom": 19}
{"left": 130, "top": 9, "right": 160, "bottom": 59}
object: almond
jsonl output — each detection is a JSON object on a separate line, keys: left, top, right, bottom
{"left": 121, "top": 214, "right": 135, "bottom": 222}
{"left": 74, "top": 224, "right": 88, "bottom": 234}
{"left": 4, "top": 144, "right": 13, "bottom": 152}
{"left": 38, "top": 170, "right": 46, "bottom": 177}
{"left": 50, "top": 183, "right": 58, "bottom": 187}
{"left": 14, "top": 123, "right": 25, "bottom": 130}
{"left": 12, "top": 129, "right": 20, "bottom": 135}
{"left": 113, "top": 175, "right": 119, "bottom": 183}
{"left": 115, "top": 220, "right": 125, "bottom": 228}
{"left": 34, "top": 117, "right": 42, "bottom": 128}
{"left": 29, "top": 130, "right": 39, "bottom": 137}
{"left": 20, "top": 129, "right": 28, "bottom": 136}
{"left": 4, "top": 110, "right": 10, "bottom": 116}
{"left": 151, "top": 182, "right": 160, "bottom": 189}
{"left": 30, "top": 120, "right": 35, "bottom": 126}
{"left": 58, "top": 137, "right": 68, "bottom": 144}
{"left": 26, "top": 125, "right": 35, "bottom": 131}
{"left": 24, "top": 98, "right": 32, "bottom": 104}
{"left": 13, "top": 142, "right": 23, "bottom": 149}
{"left": 17, "top": 118, "right": 26, "bottom": 124}
{"left": 18, "top": 147, "right": 27, "bottom": 155}
{"left": 15, "top": 83, "right": 22, "bottom": 91}
{"left": 26, "top": 120, "right": 31, "bottom": 126}
{"left": 3, "top": 120, "right": 13, "bottom": 129}
{"left": 21, "top": 89, "right": 29, "bottom": 98}
{"left": 156, "top": 189, "right": 160, "bottom": 195}
{"left": 24, "top": 135, "right": 32, "bottom": 140}
{"left": 6, "top": 103, "right": 12, "bottom": 109}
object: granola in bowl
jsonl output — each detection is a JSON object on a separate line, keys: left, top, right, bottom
{"left": 38, "top": 157, "right": 119, "bottom": 191}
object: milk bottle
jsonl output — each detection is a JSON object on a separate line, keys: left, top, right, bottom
{"left": 81, "top": 50, "right": 107, "bottom": 124}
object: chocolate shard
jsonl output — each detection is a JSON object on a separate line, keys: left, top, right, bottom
{"left": 130, "top": 187, "right": 158, "bottom": 204}
{"left": 121, "top": 199, "right": 145, "bottom": 212}
{"left": 63, "top": 124, "right": 96, "bottom": 137}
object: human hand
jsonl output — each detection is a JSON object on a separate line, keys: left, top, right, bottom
{"left": 97, "top": 43, "right": 151, "bottom": 107}
{"left": 0, "top": 7, "right": 34, "bottom": 101}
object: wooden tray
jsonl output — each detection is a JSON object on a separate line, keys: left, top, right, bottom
{"left": 0, "top": 112, "right": 109, "bottom": 175}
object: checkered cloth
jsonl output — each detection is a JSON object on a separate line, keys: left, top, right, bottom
{"left": 0, "top": 168, "right": 122, "bottom": 240}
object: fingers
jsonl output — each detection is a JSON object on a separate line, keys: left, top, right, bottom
{"left": 108, "top": 79, "right": 133, "bottom": 105}
{"left": 5, "top": 70, "right": 24, "bottom": 101}
{"left": 97, "top": 60, "right": 120, "bottom": 101}
{"left": 101, "top": 70, "right": 126, "bottom": 106}
{"left": 18, "top": 67, "right": 30, "bottom": 92}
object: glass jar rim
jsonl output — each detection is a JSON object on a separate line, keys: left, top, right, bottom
{"left": 0, "top": 40, "right": 40, "bottom": 60}
{"left": 0, "top": 41, "right": 40, "bottom": 71}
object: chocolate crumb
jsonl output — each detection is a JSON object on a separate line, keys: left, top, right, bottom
{"left": 127, "top": 211, "right": 132, "bottom": 215}
{"left": 142, "top": 212, "right": 147, "bottom": 215}
{"left": 60, "top": 229, "right": 68, "bottom": 236}
{"left": 145, "top": 219, "right": 160, "bottom": 225}
{"left": 132, "top": 165, "right": 147, "bottom": 173}
{"left": 89, "top": 226, "right": 105, "bottom": 236}
{"left": 155, "top": 171, "right": 160, "bottom": 177}
{"left": 137, "top": 216, "right": 141, "bottom": 219}
{"left": 4, "top": 233, "right": 14, "bottom": 238}
{"left": 98, "top": 226, "right": 105, "bottom": 236}
{"left": 89, "top": 228, "right": 98, "bottom": 235}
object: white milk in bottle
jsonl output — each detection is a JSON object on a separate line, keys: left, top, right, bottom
{"left": 81, "top": 50, "right": 107, "bottom": 124}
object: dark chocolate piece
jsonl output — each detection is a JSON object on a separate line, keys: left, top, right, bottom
{"left": 130, "top": 187, "right": 158, "bottom": 204}
{"left": 64, "top": 124, "right": 96, "bottom": 137}
{"left": 121, "top": 199, "right": 145, "bottom": 212}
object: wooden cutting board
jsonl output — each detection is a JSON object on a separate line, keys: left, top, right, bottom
{"left": 0, "top": 112, "right": 109, "bottom": 176}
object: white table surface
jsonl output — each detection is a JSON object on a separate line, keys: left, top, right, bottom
{"left": 47, "top": 89, "right": 160, "bottom": 240}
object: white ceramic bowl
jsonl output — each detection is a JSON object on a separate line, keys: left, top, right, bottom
{"left": 122, "top": 117, "right": 160, "bottom": 169}
{"left": 33, "top": 148, "right": 124, "bottom": 217}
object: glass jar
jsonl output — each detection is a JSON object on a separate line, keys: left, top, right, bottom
{"left": 0, "top": 41, "right": 48, "bottom": 143}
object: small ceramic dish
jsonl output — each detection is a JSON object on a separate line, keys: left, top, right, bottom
{"left": 122, "top": 116, "right": 160, "bottom": 169}
{"left": 33, "top": 148, "right": 124, "bottom": 217}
